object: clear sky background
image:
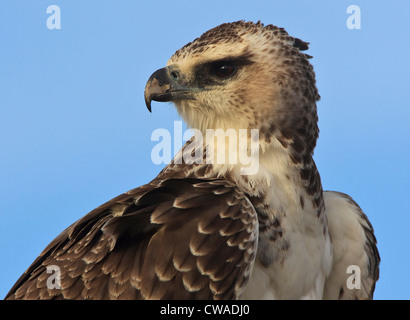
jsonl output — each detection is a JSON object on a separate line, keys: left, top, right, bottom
{"left": 0, "top": 0, "right": 409, "bottom": 300}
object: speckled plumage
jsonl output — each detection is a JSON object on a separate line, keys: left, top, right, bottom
{"left": 6, "top": 21, "right": 379, "bottom": 300}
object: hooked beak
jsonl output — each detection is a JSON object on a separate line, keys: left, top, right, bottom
{"left": 144, "top": 66, "right": 205, "bottom": 112}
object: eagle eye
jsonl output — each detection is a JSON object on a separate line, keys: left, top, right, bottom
{"left": 212, "top": 61, "right": 237, "bottom": 78}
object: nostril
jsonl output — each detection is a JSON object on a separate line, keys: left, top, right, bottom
{"left": 170, "top": 71, "right": 179, "bottom": 80}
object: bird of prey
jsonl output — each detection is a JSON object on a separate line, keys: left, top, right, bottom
{"left": 5, "top": 21, "right": 379, "bottom": 300}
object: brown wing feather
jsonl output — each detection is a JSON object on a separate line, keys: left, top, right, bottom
{"left": 5, "top": 177, "right": 258, "bottom": 300}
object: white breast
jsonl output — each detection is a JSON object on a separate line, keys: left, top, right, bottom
{"left": 239, "top": 149, "right": 333, "bottom": 299}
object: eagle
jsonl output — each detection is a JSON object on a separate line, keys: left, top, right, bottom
{"left": 5, "top": 21, "right": 380, "bottom": 300}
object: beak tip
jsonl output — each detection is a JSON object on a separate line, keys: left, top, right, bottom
{"left": 144, "top": 66, "right": 174, "bottom": 113}
{"left": 145, "top": 98, "right": 152, "bottom": 113}
{"left": 144, "top": 86, "right": 153, "bottom": 112}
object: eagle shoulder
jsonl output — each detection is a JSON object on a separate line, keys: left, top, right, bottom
{"left": 323, "top": 191, "right": 380, "bottom": 299}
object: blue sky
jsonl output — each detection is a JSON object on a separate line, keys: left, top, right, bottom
{"left": 0, "top": 0, "right": 409, "bottom": 299}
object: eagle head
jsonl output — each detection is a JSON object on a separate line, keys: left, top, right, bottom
{"left": 145, "top": 21, "right": 320, "bottom": 162}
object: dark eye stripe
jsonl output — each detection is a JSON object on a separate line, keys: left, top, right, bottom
{"left": 192, "top": 52, "right": 254, "bottom": 86}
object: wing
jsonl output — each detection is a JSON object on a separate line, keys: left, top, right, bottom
{"left": 5, "top": 178, "right": 258, "bottom": 300}
{"left": 323, "top": 191, "right": 380, "bottom": 299}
